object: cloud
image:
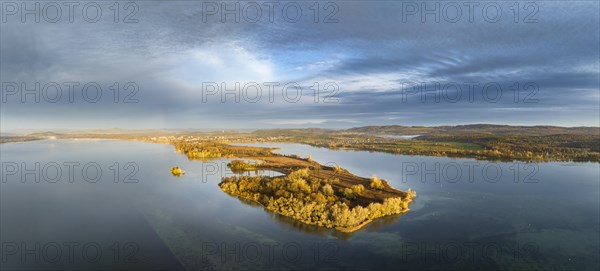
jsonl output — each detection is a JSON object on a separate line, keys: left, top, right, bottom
{"left": 1, "top": 1, "right": 598, "bottom": 131}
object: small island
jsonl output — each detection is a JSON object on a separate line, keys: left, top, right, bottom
{"left": 172, "top": 141, "right": 416, "bottom": 232}
{"left": 170, "top": 166, "right": 185, "bottom": 176}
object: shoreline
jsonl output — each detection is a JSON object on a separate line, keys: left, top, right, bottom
{"left": 224, "top": 191, "right": 413, "bottom": 233}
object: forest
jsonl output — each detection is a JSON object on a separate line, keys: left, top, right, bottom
{"left": 220, "top": 168, "right": 415, "bottom": 232}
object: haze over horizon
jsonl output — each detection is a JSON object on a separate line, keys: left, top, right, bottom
{"left": 2, "top": 1, "right": 599, "bottom": 131}
{"left": 3, "top": 123, "right": 600, "bottom": 135}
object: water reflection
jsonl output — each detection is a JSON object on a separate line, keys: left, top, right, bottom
{"left": 230, "top": 195, "right": 333, "bottom": 237}
{"left": 225, "top": 188, "right": 405, "bottom": 240}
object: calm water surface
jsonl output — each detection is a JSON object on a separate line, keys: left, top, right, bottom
{"left": 1, "top": 140, "right": 598, "bottom": 270}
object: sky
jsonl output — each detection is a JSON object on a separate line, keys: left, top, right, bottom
{"left": 1, "top": 1, "right": 599, "bottom": 131}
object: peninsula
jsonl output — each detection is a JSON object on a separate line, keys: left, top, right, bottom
{"left": 171, "top": 140, "right": 416, "bottom": 232}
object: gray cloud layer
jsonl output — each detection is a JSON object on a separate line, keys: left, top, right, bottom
{"left": 1, "top": 1, "right": 598, "bottom": 131}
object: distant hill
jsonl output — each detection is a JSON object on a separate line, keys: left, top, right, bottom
{"left": 344, "top": 124, "right": 600, "bottom": 136}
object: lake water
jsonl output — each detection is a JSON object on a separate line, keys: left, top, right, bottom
{"left": 1, "top": 140, "right": 598, "bottom": 270}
